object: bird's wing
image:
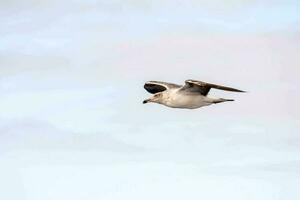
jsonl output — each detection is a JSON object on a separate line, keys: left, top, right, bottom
{"left": 181, "top": 79, "right": 245, "bottom": 96}
{"left": 144, "top": 81, "right": 181, "bottom": 94}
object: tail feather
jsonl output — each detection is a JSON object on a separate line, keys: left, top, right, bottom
{"left": 213, "top": 98, "right": 234, "bottom": 104}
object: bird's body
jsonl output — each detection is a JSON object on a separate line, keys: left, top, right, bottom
{"left": 143, "top": 79, "right": 244, "bottom": 109}
{"left": 159, "top": 88, "right": 213, "bottom": 109}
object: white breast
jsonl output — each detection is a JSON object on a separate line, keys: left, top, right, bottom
{"left": 163, "top": 89, "right": 212, "bottom": 109}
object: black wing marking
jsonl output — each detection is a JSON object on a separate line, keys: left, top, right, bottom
{"left": 144, "top": 81, "right": 181, "bottom": 94}
{"left": 183, "top": 79, "right": 245, "bottom": 96}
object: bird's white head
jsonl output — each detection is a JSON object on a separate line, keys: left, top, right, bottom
{"left": 143, "top": 92, "right": 164, "bottom": 104}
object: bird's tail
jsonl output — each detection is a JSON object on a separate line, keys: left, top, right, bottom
{"left": 213, "top": 98, "right": 234, "bottom": 104}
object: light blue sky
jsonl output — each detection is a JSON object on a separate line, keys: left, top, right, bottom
{"left": 0, "top": 1, "right": 300, "bottom": 200}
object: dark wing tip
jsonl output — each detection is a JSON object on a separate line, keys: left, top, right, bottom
{"left": 232, "top": 88, "right": 247, "bottom": 93}
{"left": 186, "top": 79, "right": 247, "bottom": 93}
{"left": 144, "top": 82, "right": 167, "bottom": 94}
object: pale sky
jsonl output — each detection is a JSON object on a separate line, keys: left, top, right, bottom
{"left": 0, "top": 1, "right": 300, "bottom": 200}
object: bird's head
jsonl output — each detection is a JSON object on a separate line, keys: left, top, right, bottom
{"left": 143, "top": 92, "right": 164, "bottom": 104}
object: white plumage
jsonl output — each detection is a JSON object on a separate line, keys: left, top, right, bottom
{"left": 143, "top": 79, "right": 245, "bottom": 109}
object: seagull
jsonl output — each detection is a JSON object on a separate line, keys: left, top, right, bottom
{"left": 143, "top": 79, "right": 245, "bottom": 109}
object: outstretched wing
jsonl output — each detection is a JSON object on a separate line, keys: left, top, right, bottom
{"left": 144, "top": 81, "right": 181, "bottom": 94}
{"left": 181, "top": 79, "right": 245, "bottom": 96}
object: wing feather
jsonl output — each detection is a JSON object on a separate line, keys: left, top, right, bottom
{"left": 182, "top": 79, "right": 245, "bottom": 96}
{"left": 144, "top": 81, "right": 181, "bottom": 94}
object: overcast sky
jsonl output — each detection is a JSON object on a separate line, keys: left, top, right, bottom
{"left": 0, "top": 1, "right": 300, "bottom": 200}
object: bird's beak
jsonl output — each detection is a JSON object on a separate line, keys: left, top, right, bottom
{"left": 143, "top": 99, "right": 150, "bottom": 104}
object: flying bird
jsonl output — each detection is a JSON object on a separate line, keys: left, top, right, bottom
{"left": 143, "top": 79, "right": 245, "bottom": 109}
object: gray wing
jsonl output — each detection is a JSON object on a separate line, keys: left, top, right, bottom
{"left": 181, "top": 79, "right": 245, "bottom": 96}
{"left": 144, "top": 81, "right": 181, "bottom": 94}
